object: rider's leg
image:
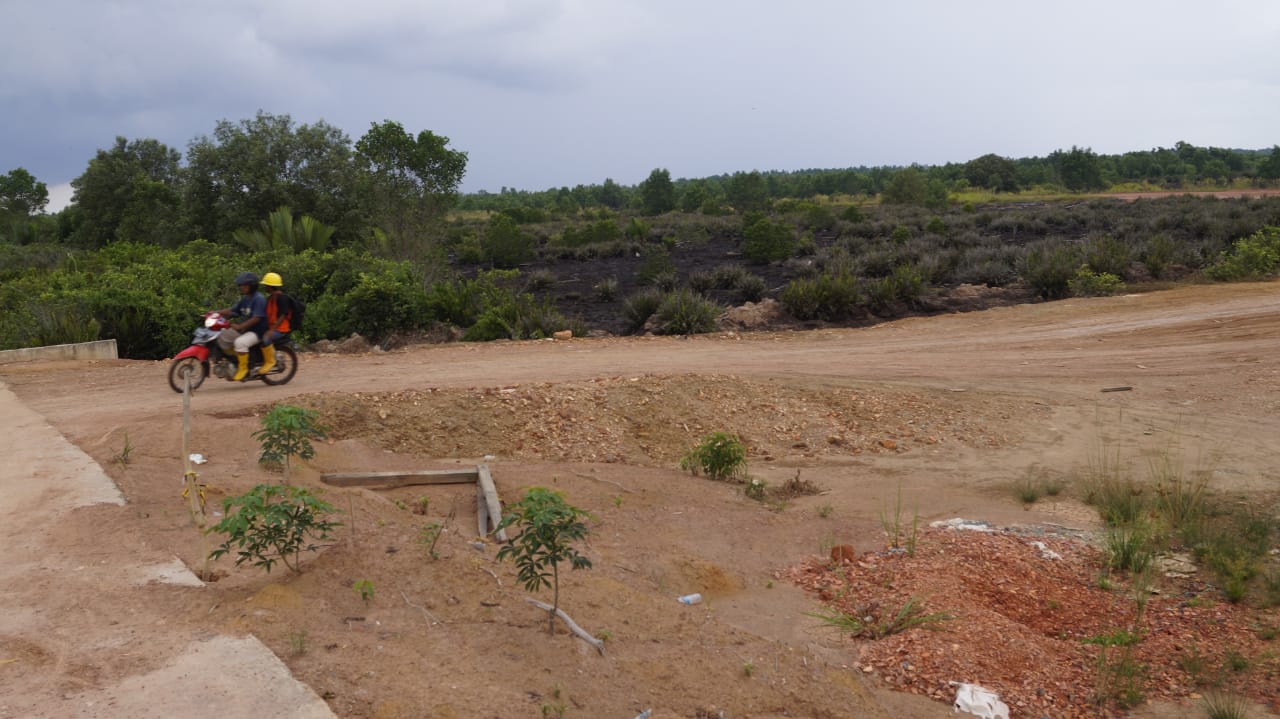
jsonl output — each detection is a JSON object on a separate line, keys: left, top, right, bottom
{"left": 233, "top": 332, "right": 260, "bottom": 381}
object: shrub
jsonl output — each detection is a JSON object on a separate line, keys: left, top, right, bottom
{"left": 1206, "top": 226, "right": 1280, "bottom": 280}
{"left": 688, "top": 270, "right": 716, "bottom": 295}
{"left": 1082, "top": 233, "right": 1132, "bottom": 278}
{"left": 780, "top": 272, "right": 861, "bottom": 321}
{"left": 636, "top": 246, "right": 675, "bottom": 285}
{"left": 622, "top": 288, "right": 663, "bottom": 333}
{"left": 711, "top": 264, "right": 748, "bottom": 289}
{"left": 592, "top": 277, "right": 618, "bottom": 302}
{"left": 742, "top": 217, "right": 796, "bottom": 263}
{"left": 484, "top": 214, "right": 534, "bottom": 268}
{"left": 681, "top": 432, "right": 747, "bottom": 481}
{"left": 653, "top": 288, "right": 720, "bottom": 335}
{"left": 209, "top": 484, "right": 340, "bottom": 574}
{"left": 526, "top": 269, "right": 557, "bottom": 291}
{"left": 1141, "top": 233, "right": 1175, "bottom": 279}
{"left": 253, "top": 404, "right": 328, "bottom": 484}
{"left": 737, "top": 274, "right": 767, "bottom": 303}
{"left": 1068, "top": 265, "right": 1125, "bottom": 297}
{"left": 1022, "top": 242, "right": 1081, "bottom": 299}
{"left": 344, "top": 268, "right": 428, "bottom": 341}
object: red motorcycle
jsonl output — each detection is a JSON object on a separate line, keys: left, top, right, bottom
{"left": 168, "top": 313, "right": 298, "bottom": 393}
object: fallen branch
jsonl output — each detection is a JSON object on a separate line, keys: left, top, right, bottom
{"left": 401, "top": 590, "right": 443, "bottom": 626}
{"left": 480, "top": 566, "right": 501, "bottom": 587}
{"left": 571, "top": 472, "right": 634, "bottom": 493}
{"left": 525, "top": 597, "right": 605, "bottom": 655}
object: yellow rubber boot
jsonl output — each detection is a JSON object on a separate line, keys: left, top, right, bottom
{"left": 233, "top": 352, "right": 250, "bottom": 381}
{"left": 258, "top": 343, "right": 276, "bottom": 375}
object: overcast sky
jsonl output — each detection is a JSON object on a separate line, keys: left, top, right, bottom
{"left": 4, "top": 0, "right": 1278, "bottom": 210}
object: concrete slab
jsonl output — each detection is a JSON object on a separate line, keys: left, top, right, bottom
{"left": 62, "top": 635, "right": 335, "bottom": 719}
{"left": 0, "top": 380, "right": 335, "bottom": 719}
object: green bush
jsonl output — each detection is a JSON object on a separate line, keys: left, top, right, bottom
{"left": 742, "top": 217, "right": 796, "bottom": 263}
{"left": 780, "top": 272, "right": 861, "bottom": 321}
{"left": 1083, "top": 233, "right": 1132, "bottom": 278}
{"left": 559, "top": 219, "right": 620, "bottom": 248}
{"left": 484, "top": 214, "right": 534, "bottom": 268}
{"left": 302, "top": 292, "right": 350, "bottom": 340}
{"left": 653, "top": 288, "right": 720, "bottom": 335}
{"left": 344, "top": 268, "right": 428, "bottom": 341}
{"left": 737, "top": 274, "right": 767, "bottom": 303}
{"left": 622, "top": 288, "right": 663, "bottom": 334}
{"left": 681, "top": 432, "right": 747, "bottom": 481}
{"left": 1068, "top": 265, "right": 1125, "bottom": 297}
{"left": 1206, "top": 226, "right": 1280, "bottom": 280}
{"left": 209, "top": 484, "right": 340, "bottom": 574}
{"left": 1022, "top": 242, "right": 1081, "bottom": 299}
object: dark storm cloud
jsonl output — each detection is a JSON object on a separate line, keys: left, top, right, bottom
{"left": 2, "top": 0, "right": 1277, "bottom": 208}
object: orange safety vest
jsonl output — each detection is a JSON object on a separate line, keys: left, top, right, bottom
{"left": 266, "top": 293, "right": 292, "bottom": 333}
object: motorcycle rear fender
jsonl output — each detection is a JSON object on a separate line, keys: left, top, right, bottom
{"left": 174, "top": 345, "right": 210, "bottom": 362}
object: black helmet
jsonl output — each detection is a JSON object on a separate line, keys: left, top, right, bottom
{"left": 234, "top": 271, "right": 259, "bottom": 287}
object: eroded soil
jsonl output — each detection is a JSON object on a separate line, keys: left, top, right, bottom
{"left": 3, "top": 281, "right": 1280, "bottom": 718}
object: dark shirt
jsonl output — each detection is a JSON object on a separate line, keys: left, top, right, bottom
{"left": 231, "top": 293, "right": 268, "bottom": 336}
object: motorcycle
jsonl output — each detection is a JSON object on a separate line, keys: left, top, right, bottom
{"left": 167, "top": 312, "right": 298, "bottom": 393}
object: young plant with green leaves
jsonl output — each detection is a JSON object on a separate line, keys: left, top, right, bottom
{"left": 681, "top": 432, "right": 747, "bottom": 481}
{"left": 253, "top": 404, "right": 328, "bottom": 483}
{"left": 496, "top": 487, "right": 593, "bottom": 635}
{"left": 209, "top": 484, "right": 340, "bottom": 573}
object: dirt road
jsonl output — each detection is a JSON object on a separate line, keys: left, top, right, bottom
{"left": 2, "top": 280, "right": 1278, "bottom": 718}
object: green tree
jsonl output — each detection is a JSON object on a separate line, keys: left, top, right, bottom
{"left": 881, "top": 167, "right": 928, "bottom": 206}
{"left": 185, "top": 111, "right": 360, "bottom": 242}
{"left": 962, "top": 153, "right": 1020, "bottom": 192}
{"left": 483, "top": 213, "right": 533, "bottom": 268}
{"left": 679, "top": 179, "right": 712, "bottom": 213}
{"left": 638, "top": 168, "right": 676, "bottom": 215}
{"left": 726, "top": 171, "right": 769, "bottom": 213}
{"left": 1051, "top": 146, "right": 1106, "bottom": 191}
{"left": 70, "top": 137, "right": 185, "bottom": 246}
{"left": 596, "top": 178, "right": 625, "bottom": 209}
{"left": 355, "top": 120, "right": 468, "bottom": 255}
{"left": 496, "top": 487, "right": 593, "bottom": 635}
{"left": 1257, "top": 146, "right": 1280, "bottom": 181}
{"left": 0, "top": 168, "right": 49, "bottom": 217}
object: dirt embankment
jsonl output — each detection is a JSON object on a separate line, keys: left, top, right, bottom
{"left": 2, "top": 280, "right": 1279, "bottom": 718}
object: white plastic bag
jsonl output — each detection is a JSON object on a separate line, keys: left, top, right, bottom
{"left": 951, "top": 682, "right": 1009, "bottom": 719}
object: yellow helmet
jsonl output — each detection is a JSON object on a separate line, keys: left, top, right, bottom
{"left": 261, "top": 272, "right": 284, "bottom": 288}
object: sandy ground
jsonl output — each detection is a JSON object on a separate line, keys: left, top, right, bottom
{"left": 2, "top": 280, "right": 1279, "bottom": 718}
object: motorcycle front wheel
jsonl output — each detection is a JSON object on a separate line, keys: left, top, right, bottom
{"left": 260, "top": 345, "right": 298, "bottom": 386}
{"left": 168, "top": 357, "right": 208, "bottom": 394}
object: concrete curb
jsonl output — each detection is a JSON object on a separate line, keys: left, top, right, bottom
{"left": 0, "top": 339, "right": 118, "bottom": 365}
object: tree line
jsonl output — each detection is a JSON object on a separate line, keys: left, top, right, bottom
{"left": 2, "top": 113, "right": 1277, "bottom": 250}
{"left": 0, "top": 111, "right": 467, "bottom": 251}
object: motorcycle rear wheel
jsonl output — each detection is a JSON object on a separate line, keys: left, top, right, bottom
{"left": 260, "top": 345, "right": 298, "bottom": 386}
{"left": 168, "top": 357, "right": 208, "bottom": 394}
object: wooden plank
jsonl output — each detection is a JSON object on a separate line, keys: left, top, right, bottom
{"left": 475, "top": 481, "right": 488, "bottom": 539}
{"left": 477, "top": 464, "right": 508, "bottom": 542}
{"left": 320, "top": 469, "right": 479, "bottom": 489}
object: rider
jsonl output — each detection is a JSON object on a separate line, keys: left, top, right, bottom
{"left": 214, "top": 271, "right": 267, "bottom": 381}
{"left": 258, "top": 271, "right": 292, "bottom": 375}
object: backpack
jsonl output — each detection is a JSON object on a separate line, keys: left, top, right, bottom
{"left": 286, "top": 294, "right": 306, "bottom": 334}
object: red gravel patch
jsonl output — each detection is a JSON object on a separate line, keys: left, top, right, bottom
{"left": 782, "top": 527, "right": 1280, "bottom": 717}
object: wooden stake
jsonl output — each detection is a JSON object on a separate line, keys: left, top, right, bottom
{"left": 477, "top": 464, "right": 507, "bottom": 542}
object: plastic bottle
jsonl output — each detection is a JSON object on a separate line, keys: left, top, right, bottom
{"left": 677, "top": 593, "right": 703, "bottom": 605}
